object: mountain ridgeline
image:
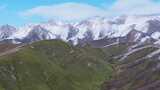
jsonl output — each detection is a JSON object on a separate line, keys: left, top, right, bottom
{"left": 1, "top": 15, "right": 160, "bottom": 45}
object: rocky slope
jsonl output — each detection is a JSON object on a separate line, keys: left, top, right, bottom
{"left": 100, "top": 42, "right": 160, "bottom": 90}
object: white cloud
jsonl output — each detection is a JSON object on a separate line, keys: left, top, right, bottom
{"left": 108, "top": 0, "right": 160, "bottom": 16}
{"left": 21, "top": 3, "right": 107, "bottom": 21}
{"left": 21, "top": 0, "right": 160, "bottom": 21}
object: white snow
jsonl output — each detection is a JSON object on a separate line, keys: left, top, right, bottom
{"left": 9, "top": 25, "right": 34, "bottom": 39}
{"left": 151, "top": 32, "right": 160, "bottom": 40}
{"left": 1, "top": 15, "right": 160, "bottom": 45}
{"left": 140, "top": 36, "right": 150, "bottom": 42}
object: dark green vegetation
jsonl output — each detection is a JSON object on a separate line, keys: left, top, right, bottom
{"left": 0, "top": 40, "right": 113, "bottom": 90}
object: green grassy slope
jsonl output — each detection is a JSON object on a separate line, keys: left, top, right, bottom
{"left": 0, "top": 40, "right": 113, "bottom": 90}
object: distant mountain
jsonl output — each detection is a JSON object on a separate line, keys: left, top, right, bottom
{"left": 0, "top": 15, "right": 160, "bottom": 45}
{"left": 0, "top": 24, "right": 16, "bottom": 40}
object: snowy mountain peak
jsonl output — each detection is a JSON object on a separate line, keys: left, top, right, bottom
{"left": 0, "top": 24, "right": 17, "bottom": 40}
{"left": 1, "top": 15, "right": 160, "bottom": 45}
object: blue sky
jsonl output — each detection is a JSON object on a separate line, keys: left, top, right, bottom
{"left": 0, "top": 0, "right": 159, "bottom": 26}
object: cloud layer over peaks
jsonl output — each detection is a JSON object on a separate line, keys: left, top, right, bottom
{"left": 21, "top": 3, "right": 107, "bottom": 21}
{"left": 21, "top": 0, "right": 160, "bottom": 21}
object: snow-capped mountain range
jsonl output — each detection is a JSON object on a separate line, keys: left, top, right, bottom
{"left": 1, "top": 15, "right": 160, "bottom": 45}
